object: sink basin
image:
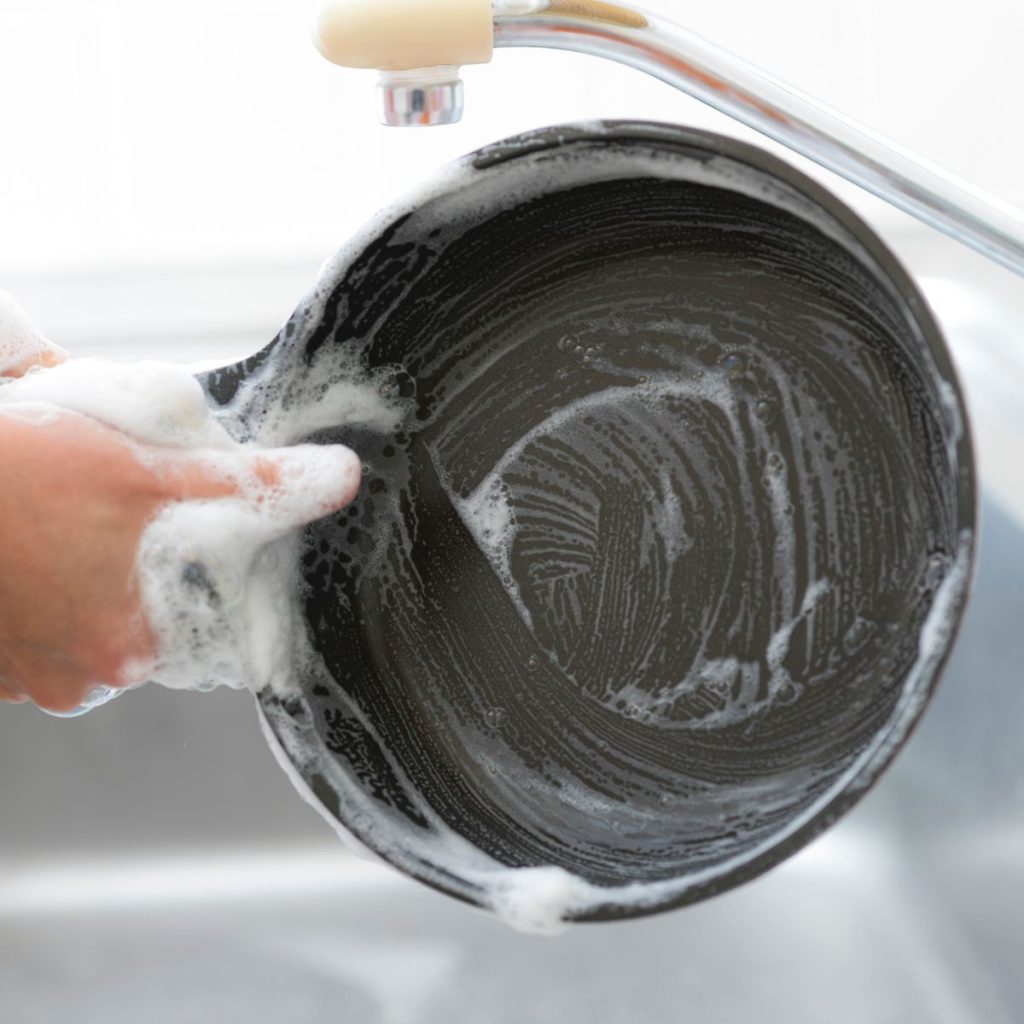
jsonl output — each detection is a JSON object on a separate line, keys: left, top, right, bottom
{"left": 0, "top": 812, "right": 1015, "bottom": 1024}
{"left": 1, "top": 262, "right": 1022, "bottom": 1023}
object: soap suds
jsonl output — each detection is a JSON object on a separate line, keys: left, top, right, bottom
{"left": 0, "top": 350, "right": 403, "bottom": 702}
{"left": 0, "top": 123, "right": 975, "bottom": 934}
{"left": 486, "top": 866, "right": 592, "bottom": 935}
{"left": 0, "top": 290, "right": 68, "bottom": 376}
{"left": 267, "top": 532, "right": 969, "bottom": 935}
{"left": 3, "top": 359, "right": 237, "bottom": 448}
{"left": 249, "top": 123, "right": 975, "bottom": 934}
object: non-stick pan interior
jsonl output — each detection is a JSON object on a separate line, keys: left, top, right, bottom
{"left": 207, "top": 123, "right": 974, "bottom": 919}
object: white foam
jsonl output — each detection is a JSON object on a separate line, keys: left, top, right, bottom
{"left": 452, "top": 472, "right": 532, "bottom": 631}
{"left": 257, "top": 357, "right": 972, "bottom": 934}
{"left": 0, "top": 290, "right": 68, "bottom": 375}
{"left": 0, "top": 127, "right": 974, "bottom": 933}
{"left": 485, "top": 866, "right": 592, "bottom": 935}
{"left": 334, "top": 521, "right": 965, "bottom": 931}
{"left": 450, "top": 373, "right": 737, "bottom": 632}
{"left": 603, "top": 579, "right": 828, "bottom": 730}
{"left": 130, "top": 442, "right": 361, "bottom": 696}
{"left": 1, "top": 358, "right": 235, "bottom": 449}
{"left": 0, "top": 351, "right": 401, "bottom": 700}
{"left": 266, "top": 128, "right": 973, "bottom": 932}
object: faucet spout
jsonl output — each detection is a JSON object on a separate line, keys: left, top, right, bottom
{"left": 377, "top": 66, "right": 465, "bottom": 127}
{"left": 313, "top": 0, "right": 1024, "bottom": 276}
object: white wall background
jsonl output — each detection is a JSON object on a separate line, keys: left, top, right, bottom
{"left": 1, "top": 0, "right": 1022, "bottom": 350}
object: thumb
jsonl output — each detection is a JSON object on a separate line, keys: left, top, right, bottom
{"left": 158, "top": 442, "right": 363, "bottom": 530}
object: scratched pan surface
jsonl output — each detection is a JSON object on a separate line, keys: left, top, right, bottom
{"left": 203, "top": 122, "right": 975, "bottom": 920}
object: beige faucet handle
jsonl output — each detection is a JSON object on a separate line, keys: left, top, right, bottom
{"left": 313, "top": 0, "right": 494, "bottom": 71}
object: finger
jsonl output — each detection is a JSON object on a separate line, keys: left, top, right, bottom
{"left": 0, "top": 678, "right": 28, "bottom": 705}
{"left": 259, "top": 444, "right": 364, "bottom": 523}
{"left": 157, "top": 444, "right": 362, "bottom": 521}
{"left": 155, "top": 449, "right": 283, "bottom": 501}
{"left": 24, "top": 673, "right": 96, "bottom": 715}
{"left": 0, "top": 658, "right": 25, "bottom": 703}
{"left": 0, "top": 291, "right": 69, "bottom": 378}
{"left": 2, "top": 347, "right": 68, "bottom": 378}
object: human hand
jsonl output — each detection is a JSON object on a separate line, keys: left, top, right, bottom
{"left": 0, "top": 408, "right": 360, "bottom": 712}
{"left": 0, "top": 295, "right": 361, "bottom": 713}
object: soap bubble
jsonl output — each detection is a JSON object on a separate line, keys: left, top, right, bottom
{"left": 919, "top": 552, "right": 950, "bottom": 591}
{"left": 843, "top": 617, "right": 872, "bottom": 654}
{"left": 717, "top": 352, "right": 746, "bottom": 378}
{"left": 484, "top": 707, "right": 508, "bottom": 729}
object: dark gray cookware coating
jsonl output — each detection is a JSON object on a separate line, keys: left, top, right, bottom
{"left": 202, "top": 122, "right": 974, "bottom": 920}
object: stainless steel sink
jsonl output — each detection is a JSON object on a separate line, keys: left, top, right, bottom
{"left": 2, "top": 250, "right": 1022, "bottom": 1023}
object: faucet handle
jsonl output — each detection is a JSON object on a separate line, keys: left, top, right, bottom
{"left": 314, "top": 0, "right": 493, "bottom": 124}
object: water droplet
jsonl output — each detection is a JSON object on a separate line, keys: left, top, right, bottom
{"left": 718, "top": 352, "right": 746, "bottom": 379}
{"left": 700, "top": 672, "right": 731, "bottom": 697}
{"left": 843, "top": 617, "right": 871, "bottom": 654}
{"left": 775, "top": 680, "right": 801, "bottom": 705}
{"left": 554, "top": 367, "right": 569, "bottom": 381}
{"left": 762, "top": 452, "right": 785, "bottom": 485}
{"left": 484, "top": 707, "right": 507, "bottom": 729}
{"left": 525, "top": 654, "right": 539, "bottom": 672}
{"left": 659, "top": 793, "right": 676, "bottom": 807}
{"left": 623, "top": 702, "right": 643, "bottom": 720}
{"left": 378, "top": 379, "right": 400, "bottom": 401}
{"left": 753, "top": 397, "right": 775, "bottom": 423}
{"left": 919, "top": 552, "right": 950, "bottom": 591}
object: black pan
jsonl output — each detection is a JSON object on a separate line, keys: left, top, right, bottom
{"left": 201, "top": 122, "right": 975, "bottom": 922}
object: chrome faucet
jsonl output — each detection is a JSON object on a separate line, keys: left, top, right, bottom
{"left": 313, "top": 0, "right": 1024, "bottom": 277}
